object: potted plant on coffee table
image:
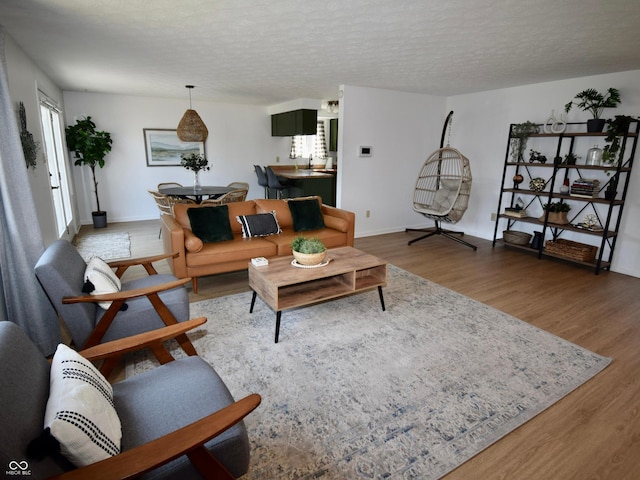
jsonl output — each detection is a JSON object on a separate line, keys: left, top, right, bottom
{"left": 291, "top": 235, "right": 327, "bottom": 266}
{"left": 65, "top": 116, "right": 113, "bottom": 228}
{"left": 564, "top": 88, "right": 621, "bottom": 132}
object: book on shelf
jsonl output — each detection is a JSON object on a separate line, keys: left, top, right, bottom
{"left": 503, "top": 209, "right": 528, "bottom": 218}
{"left": 570, "top": 192, "right": 600, "bottom": 199}
{"left": 573, "top": 223, "right": 604, "bottom": 231}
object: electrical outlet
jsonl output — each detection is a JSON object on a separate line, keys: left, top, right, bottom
{"left": 491, "top": 212, "right": 497, "bottom": 221}
{"left": 366, "top": 210, "right": 371, "bottom": 218}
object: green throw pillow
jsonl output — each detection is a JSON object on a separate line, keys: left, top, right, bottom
{"left": 187, "top": 205, "right": 234, "bottom": 243}
{"left": 288, "top": 198, "right": 325, "bottom": 232}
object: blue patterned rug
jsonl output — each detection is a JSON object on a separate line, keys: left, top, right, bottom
{"left": 126, "top": 265, "right": 610, "bottom": 479}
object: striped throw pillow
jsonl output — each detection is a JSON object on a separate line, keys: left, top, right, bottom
{"left": 44, "top": 343, "right": 121, "bottom": 467}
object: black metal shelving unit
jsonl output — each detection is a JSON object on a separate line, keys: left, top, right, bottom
{"left": 492, "top": 120, "right": 638, "bottom": 273}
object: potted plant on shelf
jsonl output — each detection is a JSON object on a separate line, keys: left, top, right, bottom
{"left": 510, "top": 121, "right": 539, "bottom": 162}
{"left": 291, "top": 235, "right": 327, "bottom": 266}
{"left": 564, "top": 87, "right": 621, "bottom": 132}
{"left": 65, "top": 116, "right": 113, "bottom": 228}
{"left": 602, "top": 115, "right": 637, "bottom": 169}
{"left": 540, "top": 201, "right": 571, "bottom": 225}
{"left": 180, "top": 153, "right": 209, "bottom": 191}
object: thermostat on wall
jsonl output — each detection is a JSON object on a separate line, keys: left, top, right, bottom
{"left": 359, "top": 146, "right": 372, "bottom": 157}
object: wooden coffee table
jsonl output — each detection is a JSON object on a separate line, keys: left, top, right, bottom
{"left": 248, "top": 246, "right": 387, "bottom": 343}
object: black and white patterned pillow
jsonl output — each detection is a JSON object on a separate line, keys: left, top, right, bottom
{"left": 236, "top": 211, "right": 282, "bottom": 238}
{"left": 44, "top": 343, "right": 121, "bottom": 467}
{"left": 83, "top": 256, "right": 121, "bottom": 309}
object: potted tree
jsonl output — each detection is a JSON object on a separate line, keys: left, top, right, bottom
{"left": 564, "top": 88, "right": 621, "bottom": 132}
{"left": 291, "top": 235, "right": 327, "bottom": 266}
{"left": 65, "top": 117, "right": 113, "bottom": 228}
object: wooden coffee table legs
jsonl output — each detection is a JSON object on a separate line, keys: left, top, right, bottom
{"left": 250, "top": 287, "right": 385, "bottom": 343}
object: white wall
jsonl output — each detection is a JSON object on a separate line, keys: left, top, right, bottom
{"left": 63, "top": 92, "right": 290, "bottom": 224}
{"left": 4, "top": 33, "right": 68, "bottom": 246}
{"left": 339, "top": 85, "right": 446, "bottom": 236}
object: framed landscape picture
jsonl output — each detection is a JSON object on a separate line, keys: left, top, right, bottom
{"left": 144, "top": 128, "right": 205, "bottom": 166}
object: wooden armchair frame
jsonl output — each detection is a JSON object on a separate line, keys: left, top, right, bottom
{"left": 60, "top": 252, "right": 197, "bottom": 375}
{"left": 48, "top": 318, "right": 261, "bottom": 480}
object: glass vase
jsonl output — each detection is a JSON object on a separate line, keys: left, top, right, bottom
{"left": 193, "top": 170, "right": 201, "bottom": 192}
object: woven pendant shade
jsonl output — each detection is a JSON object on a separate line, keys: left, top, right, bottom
{"left": 177, "top": 85, "right": 208, "bottom": 142}
{"left": 177, "top": 109, "right": 208, "bottom": 142}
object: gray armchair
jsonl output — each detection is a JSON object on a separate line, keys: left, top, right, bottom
{"left": 35, "top": 240, "right": 197, "bottom": 372}
{"left": 0, "top": 319, "right": 261, "bottom": 479}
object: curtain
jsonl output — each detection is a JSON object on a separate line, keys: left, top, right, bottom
{"left": 0, "top": 26, "right": 61, "bottom": 355}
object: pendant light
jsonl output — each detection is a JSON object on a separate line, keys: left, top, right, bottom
{"left": 177, "top": 85, "right": 208, "bottom": 142}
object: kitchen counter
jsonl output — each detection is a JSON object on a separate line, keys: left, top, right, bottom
{"left": 267, "top": 166, "right": 337, "bottom": 205}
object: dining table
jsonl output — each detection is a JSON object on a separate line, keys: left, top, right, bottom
{"left": 158, "top": 185, "right": 234, "bottom": 204}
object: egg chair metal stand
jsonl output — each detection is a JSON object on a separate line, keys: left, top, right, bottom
{"left": 405, "top": 111, "right": 477, "bottom": 251}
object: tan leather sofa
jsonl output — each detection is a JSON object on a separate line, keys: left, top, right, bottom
{"left": 161, "top": 197, "right": 355, "bottom": 292}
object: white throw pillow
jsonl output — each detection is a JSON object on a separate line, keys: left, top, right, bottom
{"left": 44, "top": 343, "right": 122, "bottom": 467}
{"left": 84, "top": 256, "right": 121, "bottom": 309}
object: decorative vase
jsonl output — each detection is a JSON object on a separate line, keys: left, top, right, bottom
{"left": 531, "top": 231, "right": 544, "bottom": 250}
{"left": 193, "top": 170, "right": 201, "bottom": 192}
{"left": 293, "top": 250, "right": 326, "bottom": 266}
{"left": 586, "top": 145, "right": 603, "bottom": 166}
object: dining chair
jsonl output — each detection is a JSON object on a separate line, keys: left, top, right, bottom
{"left": 158, "top": 182, "right": 183, "bottom": 190}
{"left": 201, "top": 188, "right": 248, "bottom": 205}
{"left": 148, "top": 190, "right": 172, "bottom": 238}
{"left": 227, "top": 181, "right": 249, "bottom": 191}
{"left": 253, "top": 165, "right": 269, "bottom": 198}
{"left": 265, "top": 166, "right": 290, "bottom": 199}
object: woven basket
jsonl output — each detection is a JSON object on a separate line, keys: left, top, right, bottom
{"left": 545, "top": 239, "right": 597, "bottom": 262}
{"left": 503, "top": 230, "right": 532, "bottom": 246}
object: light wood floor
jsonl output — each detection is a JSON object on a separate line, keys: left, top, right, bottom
{"left": 78, "top": 220, "right": 640, "bottom": 479}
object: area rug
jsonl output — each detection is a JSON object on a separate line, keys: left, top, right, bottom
{"left": 126, "top": 265, "right": 610, "bottom": 479}
{"left": 74, "top": 232, "right": 131, "bottom": 261}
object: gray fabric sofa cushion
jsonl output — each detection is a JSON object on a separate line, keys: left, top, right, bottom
{"left": 113, "top": 356, "right": 250, "bottom": 479}
{"left": 96, "top": 274, "right": 189, "bottom": 343}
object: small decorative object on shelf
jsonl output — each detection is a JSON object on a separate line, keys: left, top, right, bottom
{"left": 574, "top": 214, "right": 603, "bottom": 232}
{"left": 560, "top": 178, "right": 570, "bottom": 194}
{"left": 543, "top": 110, "right": 567, "bottom": 134}
{"left": 529, "top": 177, "right": 546, "bottom": 192}
{"left": 513, "top": 173, "right": 524, "bottom": 189}
{"left": 562, "top": 152, "right": 580, "bottom": 165}
{"left": 585, "top": 145, "right": 603, "bottom": 166}
{"left": 529, "top": 149, "right": 547, "bottom": 163}
{"left": 564, "top": 87, "right": 621, "bottom": 133}
{"left": 180, "top": 153, "right": 209, "bottom": 192}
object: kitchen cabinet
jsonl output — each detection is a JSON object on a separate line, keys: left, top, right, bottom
{"left": 271, "top": 109, "right": 317, "bottom": 136}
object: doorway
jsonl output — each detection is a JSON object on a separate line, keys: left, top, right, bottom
{"left": 39, "top": 95, "right": 74, "bottom": 238}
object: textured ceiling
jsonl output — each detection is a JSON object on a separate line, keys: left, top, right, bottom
{"left": 1, "top": 0, "right": 639, "bottom": 105}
